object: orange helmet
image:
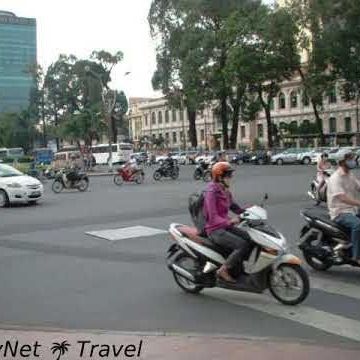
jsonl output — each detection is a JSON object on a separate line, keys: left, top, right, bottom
{"left": 211, "top": 162, "right": 234, "bottom": 182}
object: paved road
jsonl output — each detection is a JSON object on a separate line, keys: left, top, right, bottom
{"left": 1, "top": 164, "right": 360, "bottom": 349}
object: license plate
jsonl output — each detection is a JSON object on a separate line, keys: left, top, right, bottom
{"left": 32, "top": 191, "right": 41, "bottom": 196}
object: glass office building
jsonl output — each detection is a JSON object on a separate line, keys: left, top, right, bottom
{"left": 0, "top": 11, "right": 37, "bottom": 113}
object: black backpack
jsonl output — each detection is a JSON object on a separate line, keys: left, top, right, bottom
{"left": 188, "top": 191, "right": 209, "bottom": 236}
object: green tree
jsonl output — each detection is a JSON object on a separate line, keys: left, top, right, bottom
{"left": 246, "top": 5, "right": 300, "bottom": 148}
{"left": 149, "top": 0, "right": 261, "bottom": 149}
{"left": 287, "top": 0, "right": 336, "bottom": 145}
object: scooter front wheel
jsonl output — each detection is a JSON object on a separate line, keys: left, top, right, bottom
{"left": 268, "top": 264, "right": 309, "bottom": 305}
{"left": 113, "top": 174, "right": 124, "bottom": 186}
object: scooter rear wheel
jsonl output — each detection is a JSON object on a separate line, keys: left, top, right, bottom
{"left": 268, "top": 264, "right": 309, "bottom": 305}
{"left": 52, "top": 180, "right": 63, "bottom": 193}
{"left": 78, "top": 179, "right": 89, "bottom": 192}
{"left": 172, "top": 253, "right": 204, "bottom": 294}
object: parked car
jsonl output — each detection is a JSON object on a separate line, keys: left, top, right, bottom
{"left": 271, "top": 148, "right": 302, "bottom": 165}
{"left": 310, "top": 147, "right": 331, "bottom": 164}
{"left": 226, "top": 150, "right": 242, "bottom": 164}
{"left": 172, "top": 152, "right": 187, "bottom": 165}
{"left": 155, "top": 153, "right": 174, "bottom": 164}
{"left": 131, "top": 152, "right": 148, "bottom": 164}
{"left": 328, "top": 147, "right": 356, "bottom": 165}
{"left": 250, "top": 151, "right": 270, "bottom": 165}
{"left": 296, "top": 148, "right": 315, "bottom": 165}
{"left": 0, "top": 164, "right": 44, "bottom": 208}
{"left": 194, "top": 153, "right": 214, "bottom": 164}
{"left": 238, "top": 151, "right": 252, "bottom": 164}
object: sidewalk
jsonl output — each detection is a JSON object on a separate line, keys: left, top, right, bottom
{"left": 0, "top": 327, "right": 359, "bottom": 360}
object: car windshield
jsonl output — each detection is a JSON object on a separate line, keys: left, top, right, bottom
{"left": 0, "top": 164, "right": 23, "bottom": 178}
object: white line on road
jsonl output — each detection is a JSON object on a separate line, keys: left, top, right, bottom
{"left": 86, "top": 226, "right": 167, "bottom": 241}
{"left": 311, "top": 277, "right": 360, "bottom": 301}
{"left": 207, "top": 289, "right": 360, "bottom": 342}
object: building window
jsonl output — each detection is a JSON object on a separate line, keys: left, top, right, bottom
{"left": 345, "top": 117, "right": 352, "bottom": 132}
{"left": 165, "top": 110, "right": 169, "bottom": 123}
{"left": 145, "top": 114, "right": 148, "bottom": 127}
{"left": 165, "top": 132, "right": 169, "bottom": 141}
{"left": 200, "top": 129, "right": 205, "bottom": 142}
{"left": 241, "top": 126, "right": 246, "bottom": 139}
{"left": 151, "top": 112, "right": 156, "bottom": 125}
{"left": 290, "top": 91, "right": 298, "bottom": 108}
{"left": 329, "top": 117, "right": 337, "bottom": 133}
{"left": 172, "top": 110, "right": 177, "bottom": 122}
{"left": 180, "top": 109, "right": 184, "bottom": 122}
{"left": 172, "top": 131, "right": 177, "bottom": 143}
{"left": 279, "top": 93, "right": 286, "bottom": 109}
{"left": 270, "top": 98, "right": 274, "bottom": 110}
{"left": 158, "top": 111, "right": 163, "bottom": 124}
{"left": 328, "top": 87, "right": 337, "bottom": 104}
{"left": 302, "top": 92, "right": 310, "bottom": 107}
{"left": 257, "top": 124, "right": 264, "bottom": 138}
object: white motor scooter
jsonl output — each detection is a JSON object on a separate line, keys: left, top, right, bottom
{"left": 307, "top": 168, "right": 335, "bottom": 205}
{"left": 167, "top": 199, "right": 310, "bottom": 305}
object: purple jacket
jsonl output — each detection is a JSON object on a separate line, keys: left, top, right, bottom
{"left": 203, "top": 181, "right": 244, "bottom": 235}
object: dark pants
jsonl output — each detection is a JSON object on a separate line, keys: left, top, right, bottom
{"left": 209, "top": 227, "right": 253, "bottom": 270}
{"left": 335, "top": 213, "right": 360, "bottom": 260}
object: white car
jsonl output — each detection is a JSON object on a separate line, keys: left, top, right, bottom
{"left": 328, "top": 147, "right": 355, "bottom": 164}
{"left": 195, "top": 154, "right": 214, "bottom": 164}
{"left": 0, "top": 164, "right": 44, "bottom": 208}
{"left": 171, "top": 152, "right": 187, "bottom": 165}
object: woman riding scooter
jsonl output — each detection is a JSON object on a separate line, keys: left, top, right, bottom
{"left": 203, "top": 162, "right": 253, "bottom": 283}
{"left": 317, "top": 152, "right": 331, "bottom": 193}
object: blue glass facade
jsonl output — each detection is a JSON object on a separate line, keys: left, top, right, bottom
{"left": 0, "top": 11, "right": 37, "bottom": 113}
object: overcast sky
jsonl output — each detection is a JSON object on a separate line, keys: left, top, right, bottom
{"left": 1, "top": 0, "right": 274, "bottom": 99}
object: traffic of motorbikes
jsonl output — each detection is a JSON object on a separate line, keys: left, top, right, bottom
{"left": 20, "top": 148, "right": 360, "bottom": 307}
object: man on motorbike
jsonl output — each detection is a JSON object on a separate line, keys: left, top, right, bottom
{"left": 317, "top": 152, "right": 331, "bottom": 192}
{"left": 64, "top": 154, "right": 80, "bottom": 185}
{"left": 163, "top": 153, "right": 176, "bottom": 169}
{"left": 327, "top": 151, "right": 360, "bottom": 265}
{"left": 203, "top": 162, "right": 252, "bottom": 283}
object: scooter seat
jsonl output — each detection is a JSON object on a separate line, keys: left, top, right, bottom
{"left": 302, "top": 208, "right": 349, "bottom": 239}
{"left": 176, "top": 225, "right": 226, "bottom": 253}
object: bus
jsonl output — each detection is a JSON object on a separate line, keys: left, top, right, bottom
{"left": 91, "top": 143, "right": 133, "bottom": 165}
{"left": 0, "top": 147, "right": 24, "bottom": 160}
{"left": 32, "top": 148, "right": 54, "bottom": 165}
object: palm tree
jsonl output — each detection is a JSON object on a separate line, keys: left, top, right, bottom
{"left": 51, "top": 341, "right": 71, "bottom": 360}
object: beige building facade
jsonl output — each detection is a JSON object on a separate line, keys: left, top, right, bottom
{"left": 128, "top": 97, "right": 219, "bottom": 150}
{"left": 239, "top": 75, "right": 359, "bottom": 148}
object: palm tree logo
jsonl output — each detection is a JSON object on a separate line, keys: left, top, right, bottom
{"left": 51, "top": 341, "right": 71, "bottom": 360}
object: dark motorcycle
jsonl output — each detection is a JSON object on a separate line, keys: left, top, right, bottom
{"left": 193, "top": 161, "right": 209, "bottom": 180}
{"left": 52, "top": 169, "right": 89, "bottom": 193}
{"left": 153, "top": 163, "right": 179, "bottom": 181}
{"left": 299, "top": 208, "right": 360, "bottom": 271}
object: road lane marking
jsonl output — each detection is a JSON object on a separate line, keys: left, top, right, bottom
{"left": 311, "top": 277, "right": 360, "bottom": 301}
{"left": 86, "top": 226, "right": 167, "bottom": 241}
{"left": 207, "top": 289, "right": 360, "bottom": 342}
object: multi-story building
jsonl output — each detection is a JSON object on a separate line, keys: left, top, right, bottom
{"left": 0, "top": 11, "right": 37, "bottom": 113}
{"left": 128, "top": 97, "right": 218, "bottom": 150}
{"left": 239, "top": 76, "right": 359, "bottom": 148}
